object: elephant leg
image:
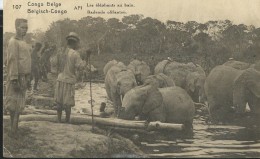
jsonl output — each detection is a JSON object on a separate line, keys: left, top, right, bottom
{"left": 65, "top": 106, "right": 71, "bottom": 123}
{"left": 208, "top": 98, "right": 223, "bottom": 123}
{"left": 210, "top": 105, "right": 233, "bottom": 123}
{"left": 57, "top": 104, "right": 62, "bottom": 123}
{"left": 209, "top": 105, "right": 222, "bottom": 123}
{"left": 185, "top": 121, "right": 193, "bottom": 129}
{"left": 247, "top": 101, "right": 260, "bottom": 125}
{"left": 189, "top": 92, "right": 198, "bottom": 103}
{"left": 148, "top": 108, "right": 166, "bottom": 123}
{"left": 111, "top": 93, "right": 121, "bottom": 117}
{"left": 190, "top": 91, "right": 200, "bottom": 103}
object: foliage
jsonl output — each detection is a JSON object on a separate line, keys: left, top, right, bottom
{"left": 3, "top": 15, "right": 260, "bottom": 75}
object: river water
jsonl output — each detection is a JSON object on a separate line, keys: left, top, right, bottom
{"left": 74, "top": 83, "right": 260, "bottom": 158}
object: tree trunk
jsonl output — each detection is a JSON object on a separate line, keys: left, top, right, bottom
{"left": 147, "top": 121, "right": 184, "bottom": 131}
{"left": 3, "top": 114, "right": 184, "bottom": 131}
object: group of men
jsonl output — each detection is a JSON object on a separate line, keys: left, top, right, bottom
{"left": 4, "top": 18, "right": 90, "bottom": 137}
{"left": 30, "top": 41, "right": 57, "bottom": 91}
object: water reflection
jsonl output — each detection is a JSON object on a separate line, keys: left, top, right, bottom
{"left": 138, "top": 119, "right": 260, "bottom": 158}
{"left": 74, "top": 83, "right": 260, "bottom": 158}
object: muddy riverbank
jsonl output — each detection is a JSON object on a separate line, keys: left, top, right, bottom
{"left": 3, "top": 82, "right": 148, "bottom": 158}
{"left": 3, "top": 119, "right": 147, "bottom": 158}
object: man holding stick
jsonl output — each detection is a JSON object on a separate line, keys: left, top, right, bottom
{"left": 55, "top": 32, "right": 89, "bottom": 123}
{"left": 5, "top": 18, "right": 31, "bottom": 137}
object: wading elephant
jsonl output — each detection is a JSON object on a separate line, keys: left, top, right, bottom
{"left": 143, "top": 73, "right": 175, "bottom": 88}
{"left": 127, "top": 59, "right": 151, "bottom": 85}
{"left": 103, "top": 59, "right": 125, "bottom": 76}
{"left": 154, "top": 60, "right": 206, "bottom": 103}
{"left": 204, "top": 64, "right": 260, "bottom": 122}
{"left": 119, "top": 84, "right": 195, "bottom": 128}
{"left": 105, "top": 62, "right": 137, "bottom": 116}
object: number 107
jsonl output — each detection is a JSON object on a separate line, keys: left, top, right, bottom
{"left": 13, "top": 5, "right": 22, "bottom": 9}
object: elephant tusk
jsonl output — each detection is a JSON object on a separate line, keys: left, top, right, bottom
{"left": 120, "top": 95, "right": 123, "bottom": 103}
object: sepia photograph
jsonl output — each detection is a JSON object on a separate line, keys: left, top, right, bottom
{"left": 2, "top": 0, "right": 260, "bottom": 158}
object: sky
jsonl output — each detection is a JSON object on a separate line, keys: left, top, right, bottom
{"left": 3, "top": 0, "right": 260, "bottom": 33}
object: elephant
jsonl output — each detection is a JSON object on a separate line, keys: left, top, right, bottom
{"left": 204, "top": 64, "right": 260, "bottom": 123}
{"left": 105, "top": 62, "right": 137, "bottom": 116}
{"left": 127, "top": 59, "right": 151, "bottom": 85}
{"left": 103, "top": 59, "right": 125, "bottom": 76}
{"left": 223, "top": 60, "right": 251, "bottom": 70}
{"left": 154, "top": 60, "right": 206, "bottom": 103}
{"left": 143, "top": 73, "right": 175, "bottom": 88}
{"left": 119, "top": 84, "right": 195, "bottom": 128}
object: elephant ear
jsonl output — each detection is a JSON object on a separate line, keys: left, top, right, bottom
{"left": 233, "top": 68, "right": 260, "bottom": 113}
{"left": 233, "top": 72, "right": 247, "bottom": 111}
{"left": 142, "top": 87, "right": 163, "bottom": 115}
{"left": 246, "top": 68, "right": 260, "bottom": 98}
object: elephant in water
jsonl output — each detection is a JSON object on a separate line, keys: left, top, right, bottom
{"left": 103, "top": 59, "right": 125, "bottom": 76}
{"left": 204, "top": 61, "right": 260, "bottom": 123}
{"left": 154, "top": 60, "right": 206, "bottom": 103}
{"left": 127, "top": 59, "right": 151, "bottom": 85}
{"left": 143, "top": 73, "right": 175, "bottom": 88}
{"left": 105, "top": 61, "right": 137, "bottom": 116}
{"left": 119, "top": 84, "right": 195, "bottom": 129}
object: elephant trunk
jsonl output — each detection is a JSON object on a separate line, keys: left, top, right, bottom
{"left": 118, "top": 82, "right": 135, "bottom": 98}
{"left": 199, "top": 87, "right": 207, "bottom": 104}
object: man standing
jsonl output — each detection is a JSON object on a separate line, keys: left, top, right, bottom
{"left": 55, "top": 32, "right": 87, "bottom": 123}
{"left": 5, "top": 19, "right": 31, "bottom": 137}
{"left": 48, "top": 45, "right": 58, "bottom": 97}
{"left": 30, "top": 42, "right": 42, "bottom": 91}
{"left": 39, "top": 42, "right": 49, "bottom": 82}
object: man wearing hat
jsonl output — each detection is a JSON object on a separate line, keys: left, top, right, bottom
{"left": 55, "top": 32, "right": 88, "bottom": 123}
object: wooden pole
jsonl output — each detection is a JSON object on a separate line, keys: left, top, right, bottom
{"left": 3, "top": 114, "right": 184, "bottom": 131}
{"left": 147, "top": 121, "right": 184, "bottom": 131}
{"left": 87, "top": 50, "right": 94, "bottom": 131}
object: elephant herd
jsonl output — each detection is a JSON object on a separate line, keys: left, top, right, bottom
{"left": 104, "top": 59, "right": 260, "bottom": 128}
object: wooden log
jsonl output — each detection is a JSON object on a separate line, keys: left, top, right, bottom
{"left": 72, "top": 115, "right": 147, "bottom": 129}
{"left": 3, "top": 114, "right": 184, "bottom": 131}
{"left": 147, "top": 121, "right": 183, "bottom": 131}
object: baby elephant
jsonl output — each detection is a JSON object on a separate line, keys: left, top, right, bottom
{"left": 119, "top": 85, "right": 195, "bottom": 129}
